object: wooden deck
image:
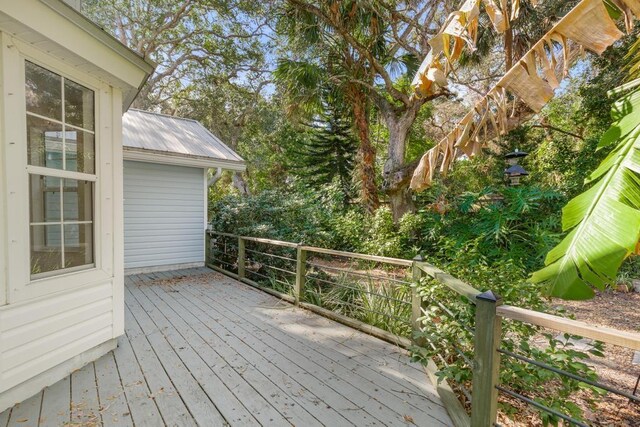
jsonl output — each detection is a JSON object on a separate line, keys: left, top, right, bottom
{"left": 0, "top": 268, "right": 452, "bottom": 427}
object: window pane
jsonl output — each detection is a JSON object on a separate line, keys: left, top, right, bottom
{"left": 64, "top": 79, "right": 94, "bottom": 130}
{"left": 64, "top": 224, "right": 93, "bottom": 269}
{"left": 27, "top": 115, "right": 64, "bottom": 169}
{"left": 30, "top": 175, "right": 61, "bottom": 223}
{"left": 31, "top": 224, "right": 62, "bottom": 275}
{"left": 25, "top": 61, "right": 62, "bottom": 121}
{"left": 63, "top": 179, "right": 93, "bottom": 222}
{"left": 65, "top": 128, "right": 95, "bottom": 174}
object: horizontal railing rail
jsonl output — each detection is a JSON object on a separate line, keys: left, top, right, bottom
{"left": 205, "top": 230, "right": 640, "bottom": 427}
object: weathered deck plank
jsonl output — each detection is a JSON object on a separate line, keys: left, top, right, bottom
{"left": 70, "top": 361, "right": 100, "bottom": 425}
{"left": 0, "top": 409, "right": 8, "bottom": 427}
{"left": 142, "top": 284, "right": 326, "bottom": 427}
{"left": 186, "top": 280, "right": 451, "bottom": 425}
{"left": 0, "top": 408, "right": 9, "bottom": 427}
{"left": 169, "top": 281, "right": 412, "bottom": 426}
{"left": 7, "top": 390, "right": 42, "bottom": 426}
{"left": 208, "top": 276, "right": 442, "bottom": 399}
{"left": 39, "top": 376, "right": 70, "bottom": 427}
{"left": 126, "top": 286, "right": 255, "bottom": 426}
{"left": 95, "top": 351, "right": 132, "bottom": 427}
{"left": 0, "top": 267, "right": 453, "bottom": 427}
{"left": 153, "top": 282, "right": 353, "bottom": 426}
{"left": 111, "top": 332, "right": 164, "bottom": 427}
{"left": 124, "top": 306, "right": 199, "bottom": 427}
{"left": 132, "top": 284, "right": 297, "bottom": 426}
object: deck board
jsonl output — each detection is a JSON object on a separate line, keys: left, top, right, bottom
{"left": 133, "top": 284, "right": 296, "bottom": 426}
{"left": 95, "top": 351, "right": 132, "bottom": 427}
{"left": 111, "top": 328, "right": 164, "bottom": 427}
{"left": 1, "top": 267, "right": 453, "bottom": 426}
{"left": 185, "top": 280, "right": 450, "bottom": 424}
{"left": 179, "top": 281, "right": 449, "bottom": 426}
{"left": 39, "top": 376, "right": 70, "bottom": 427}
{"left": 142, "top": 283, "right": 326, "bottom": 426}
{"left": 8, "top": 390, "right": 42, "bottom": 426}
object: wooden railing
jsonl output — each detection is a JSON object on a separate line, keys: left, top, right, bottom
{"left": 206, "top": 231, "right": 414, "bottom": 347}
{"left": 206, "top": 231, "right": 640, "bottom": 427}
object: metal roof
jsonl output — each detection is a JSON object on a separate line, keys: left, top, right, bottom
{"left": 122, "top": 109, "right": 245, "bottom": 169}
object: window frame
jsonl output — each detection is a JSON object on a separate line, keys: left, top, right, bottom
{"left": 25, "top": 62, "right": 97, "bottom": 279}
{"left": 3, "top": 38, "right": 115, "bottom": 303}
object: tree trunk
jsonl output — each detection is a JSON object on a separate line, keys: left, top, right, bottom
{"left": 388, "top": 188, "right": 415, "bottom": 221}
{"left": 380, "top": 100, "right": 424, "bottom": 222}
{"left": 232, "top": 172, "right": 250, "bottom": 195}
{"left": 505, "top": 27, "right": 513, "bottom": 71}
{"left": 352, "top": 89, "right": 379, "bottom": 214}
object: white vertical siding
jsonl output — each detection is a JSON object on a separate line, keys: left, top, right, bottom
{"left": 123, "top": 161, "right": 205, "bottom": 269}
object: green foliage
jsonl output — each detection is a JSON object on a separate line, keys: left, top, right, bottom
{"left": 412, "top": 263, "right": 602, "bottom": 425}
{"left": 209, "top": 184, "right": 335, "bottom": 247}
{"left": 293, "top": 102, "right": 358, "bottom": 203}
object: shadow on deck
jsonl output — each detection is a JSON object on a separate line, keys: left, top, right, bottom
{"left": 0, "top": 268, "right": 452, "bottom": 426}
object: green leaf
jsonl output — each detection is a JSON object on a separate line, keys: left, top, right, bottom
{"left": 532, "top": 86, "right": 640, "bottom": 299}
{"left": 598, "top": 109, "right": 640, "bottom": 149}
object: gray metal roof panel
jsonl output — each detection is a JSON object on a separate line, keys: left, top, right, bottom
{"left": 122, "top": 109, "right": 244, "bottom": 163}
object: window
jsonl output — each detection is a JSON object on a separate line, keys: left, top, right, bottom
{"left": 25, "top": 61, "right": 96, "bottom": 278}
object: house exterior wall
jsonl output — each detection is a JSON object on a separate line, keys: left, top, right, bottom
{"left": 0, "top": 30, "right": 125, "bottom": 412}
{"left": 123, "top": 160, "right": 205, "bottom": 271}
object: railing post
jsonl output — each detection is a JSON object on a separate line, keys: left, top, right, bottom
{"left": 471, "top": 290, "right": 503, "bottom": 427}
{"left": 294, "top": 245, "right": 306, "bottom": 305}
{"left": 238, "top": 237, "right": 246, "bottom": 279}
{"left": 411, "top": 255, "right": 427, "bottom": 344}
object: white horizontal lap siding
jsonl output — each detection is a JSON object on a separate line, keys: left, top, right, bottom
{"left": 124, "top": 161, "right": 205, "bottom": 269}
{"left": 0, "top": 281, "right": 113, "bottom": 392}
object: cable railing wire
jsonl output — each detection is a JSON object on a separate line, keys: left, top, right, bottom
{"left": 245, "top": 269, "right": 294, "bottom": 289}
{"left": 305, "top": 273, "right": 411, "bottom": 306}
{"left": 499, "top": 348, "right": 640, "bottom": 403}
{"left": 306, "top": 261, "right": 413, "bottom": 285}
{"left": 254, "top": 262, "right": 297, "bottom": 277}
{"left": 496, "top": 386, "right": 588, "bottom": 427}
{"left": 245, "top": 247, "right": 297, "bottom": 263}
{"left": 209, "top": 257, "right": 237, "bottom": 269}
{"left": 304, "top": 287, "right": 411, "bottom": 325}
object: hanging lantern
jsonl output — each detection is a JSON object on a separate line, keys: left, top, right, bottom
{"left": 504, "top": 149, "right": 529, "bottom": 186}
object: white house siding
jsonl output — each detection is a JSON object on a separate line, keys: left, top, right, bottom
{"left": 0, "top": 281, "right": 114, "bottom": 393}
{"left": 124, "top": 160, "right": 205, "bottom": 270}
{"left": 0, "top": 0, "right": 153, "bottom": 409}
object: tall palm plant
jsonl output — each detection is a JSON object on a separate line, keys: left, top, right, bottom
{"left": 275, "top": 1, "right": 383, "bottom": 214}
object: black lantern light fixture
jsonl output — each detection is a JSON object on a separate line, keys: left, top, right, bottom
{"left": 504, "top": 149, "right": 529, "bottom": 186}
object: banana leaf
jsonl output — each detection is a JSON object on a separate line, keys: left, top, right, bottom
{"left": 531, "top": 85, "right": 640, "bottom": 299}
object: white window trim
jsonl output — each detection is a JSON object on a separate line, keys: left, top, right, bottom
{"left": 26, "top": 165, "right": 97, "bottom": 182}
{"left": 3, "top": 37, "right": 114, "bottom": 303}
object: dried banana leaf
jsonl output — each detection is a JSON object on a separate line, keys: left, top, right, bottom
{"left": 554, "top": 0, "right": 623, "bottom": 55}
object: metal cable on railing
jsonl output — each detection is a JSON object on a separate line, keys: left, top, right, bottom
{"left": 245, "top": 247, "right": 297, "bottom": 263}
{"left": 303, "top": 287, "right": 411, "bottom": 325}
{"left": 498, "top": 348, "right": 640, "bottom": 403}
{"left": 244, "top": 268, "right": 294, "bottom": 287}
{"left": 496, "top": 386, "right": 589, "bottom": 427}
{"left": 306, "top": 261, "right": 413, "bottom": 285}
{"left": 305, "top": 273, "right": 411, "bottom": 306}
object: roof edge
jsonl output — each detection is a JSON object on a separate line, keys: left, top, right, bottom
{"left": 39, "top": 0, "right": 156, "bottom": 75}
{"left": 123, "top": 146, "right": 246, "bottom": 172}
